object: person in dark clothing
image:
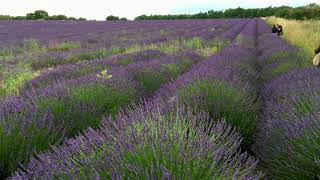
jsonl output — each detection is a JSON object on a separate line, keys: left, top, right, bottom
{"left": 315, "top": 46, "right": 320, "bottom": 54}
{"left": 272, "top": 25, "right": 278, "bottom": 34}
{"left": 277, "top": 24, "right": 283, "bottom": 36}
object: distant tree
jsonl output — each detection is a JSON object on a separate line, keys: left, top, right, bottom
{"left": 134, "top": 3, "right": 320, "bottom": 20}
{"left": 14, "top": 16, "right": 26, "bottom": 20}
{"left": 26, "top": 10, "right": 49, "bottom": 20}
{"left": 288, "top": 8, "right": 304, "bottom": 20}
{"left": 46, "top": 15, "right": 68, "bottom": 20}
{"left": 33, "top": 10, "right": 49, "bottom": 19}
{"left": 207, "top": 10, "right": 224, "bottom": 18}
{"left": 106, "top": 15, "right": 120, "bottom": 21}
{"left": 26, "top": 13, "right": 35, "bottom": 20}
{"left": 135, "top": 14, "right": 147, "bottom": 20}
{"left": 0, "top": 15, "right": 13, "bottom": 20}
{"left": 68, "top": 17, "right": 77, "bottom": 20}
{"left": 274, "top": 6, "right": 292, "bottom": 18}
{"left": 78, "top": 17, "right": 87, "bottom": 21}
{"left": 306, "top": 3, "right": 320, "bottom": 8}
{"left": 303, "top": 4, "right": 320, "bottom": 19}
{"left": 224, "top": 7, "right": 246, "bottom": 18}
{"left": 120, "top": 17, "right": 127, "bottom": 21}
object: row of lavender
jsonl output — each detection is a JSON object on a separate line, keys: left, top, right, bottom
{"left": 253, "top": 21, "right": 320, "bottom": 179}
{"left": 0, "top": 21, "right": 229, "bottom": 66}
{"left": 0, "top": 49, "right": 200, "bottom": 178}
{"left": 0, "top": 19, "right": 240, "bottom": 46}
{"left": 0, "top": 20, "right": 250, "bottom": 178}
{"left": 20, "top": 18, "right": 250, "bottom": 96}
{"left": 10, "top": 19, "right": 266, "bottom": 179}
{"left": 0, "top": 19, "right": 239, "bottom": 99}
{"left": 1, "top": 19, "right": 234, "bottom": 61}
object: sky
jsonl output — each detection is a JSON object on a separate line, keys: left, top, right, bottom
{"left": 0, "top": 0, "right": 319, "bottom": 20}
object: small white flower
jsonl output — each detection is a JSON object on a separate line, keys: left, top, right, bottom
{"left": 97, "top": 69, "right": 112, "bottom": 79}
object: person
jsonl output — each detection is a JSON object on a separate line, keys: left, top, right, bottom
{"left": 277, "top": 24, "right": 283, "bottom": 36}
{"left": 313, "top": 45, "right": 320, "bottom": 67}
{"left": 315, "top": 46, "right": 320, "bottom": 54}
{"left": 271, "top": 25, "right": 278, "bottom": 34}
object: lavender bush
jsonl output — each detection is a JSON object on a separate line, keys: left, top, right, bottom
{"left": 0, "top": 69, "right": 141, "bottom": 177}
{"left": 254, "top": 68, "right": 320, "bottom": 179}
{"left": 154, "top": 19, "right": 261, "bottom": 147}
{"left": 253, "top": 23, "right": 320, "bottom": 179}
{"left": 177, "top": 79, "right": 258, "bottom": 145}
{"left": 12, "top": 103, "right": 264, "bottom": 179}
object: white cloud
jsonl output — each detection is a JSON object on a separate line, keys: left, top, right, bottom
{"left": 0, "top": 0, "right": 318, "bottom": 20}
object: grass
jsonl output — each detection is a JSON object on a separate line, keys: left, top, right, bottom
{"left": 163, "top": 63, "right": 181, "bottom": 79}
{"left": 23, "top": 39, "right": 44, "bottom": 52}
{"left": 163, "top": 58, "right": 194, "bottom": 79}
{"left": 177, "top": 79, "right": 258, "bottom": 146}
{"left": 48, "top": 41, "right": 81, "bottom": 51}
{"left": 31, "top": 47, "right": 124, "bottom": 70}
{"left": 31, "top": 56, "right": 67, "bottom": 70}
{"left": 262, "top": 51, "right": 311, "bottom": 80}
{"left": 0, "top": 122, "right": 62, "bottom": 178}
{"left": 0, "top": 39, "right": 42, "bottom": 61}
{"left": 68, "top": 46, "right": 125, "bottom": 64}
{"left": 39, "top": 83, "right": 137, "bottom": 136}
{"left": 151, "top": 37, "right": 224, "bottom": 57}
{"left": 0, "top": 39, "right": 47, "bottom": 98}
{"left": 0, "top": 48, "right": 17, "bottom": 60}
{"left": 264, "top": 124, "right": 320, "bottom": 180}
{"left": 123, "top": 37, "right": 225, "bottom": 57}
{"left": 293, "top": 97, "right": 313, "bottom": 115}
{"left": 135, "top": 69, "right": 167, "bottom": 93}
{"left": 0, "top": 63, "right": 40, "bottom": 99}
{"left": 271, "top": 61, "right": 294, "bottom": 76}
{"left": 117, "top": 58, "right": 134, "bottom": 66}
{"left": 70, "top": 84, "right": 131, "bottom": 117}
{"left": 70, "top": 48, "right": 110, "bottom": 62}
{"left": 266, "top": 17, "right": 320, "bottom": 59}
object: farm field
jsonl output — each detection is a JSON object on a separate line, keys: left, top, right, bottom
{"left": 0, "top": 18, "right": 319, "bottom": 179}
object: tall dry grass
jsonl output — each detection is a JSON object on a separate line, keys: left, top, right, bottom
{"left": 266, "top": 17, "right": 320, "bottom": 59}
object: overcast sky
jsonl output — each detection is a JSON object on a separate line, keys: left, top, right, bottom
{"left": 0, "top": 0, "right": 319, "bottom": 20}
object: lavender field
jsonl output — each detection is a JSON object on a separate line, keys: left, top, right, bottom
{"left": 0, "top": 19, "right": 318, "bottom": 179}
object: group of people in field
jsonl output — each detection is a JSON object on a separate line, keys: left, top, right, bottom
{"left": 271, "top": 24, "right": 320, "bottom": 68}
{"left": 271, "top": 24, "right": 283, "bottom": 36}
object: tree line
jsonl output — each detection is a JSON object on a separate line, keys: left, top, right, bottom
{"left": 0, "top": 10, "right": 128, "bottom": 21}
{"left": 2, "top": 3, "right": 320, "bottom": 21}
{"left": 135, "top": 3, "right": 320, "bottom": 20}
{"left": 0, "top": 10, "right": 87, "bottom": 21}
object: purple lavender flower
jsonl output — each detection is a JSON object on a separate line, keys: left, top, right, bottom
{"left": 12, "top": 104, "right": 263, "bottom": 179}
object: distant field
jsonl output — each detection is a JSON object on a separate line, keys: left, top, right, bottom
{"left": 0, "top": 20, "right": 230, "bottom": 99}
{"left": 266, "top": 16, "right": 320, "bottom": 59}
{"left": 1, "top": 19, "right": 319, "bottom": 179}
